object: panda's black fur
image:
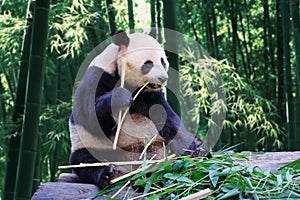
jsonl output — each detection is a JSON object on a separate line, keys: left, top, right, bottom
{"left": 69, "top": 31, "right": 211, "bottom": 189}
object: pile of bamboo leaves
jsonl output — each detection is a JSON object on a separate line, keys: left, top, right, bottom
{"left": 95, "top": 151, "right": 300, "bottom": 199}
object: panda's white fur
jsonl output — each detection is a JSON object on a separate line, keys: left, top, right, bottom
{"left": 89, "top": 43, "right": 119, "bottom": 74}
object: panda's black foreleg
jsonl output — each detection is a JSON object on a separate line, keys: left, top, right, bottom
{"left": 155, "top": 94, "right": 211, "bottom": 158}
{"left": 70, "top": 148, "right": 116, "bottom": 189}
{"left": 95, "top": 87, "right": 133, "bottom": 137}
{"left": 95, "top": 87, "right": 133, "bottom": 116}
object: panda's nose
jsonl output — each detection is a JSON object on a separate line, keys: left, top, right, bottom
{"left": 158, "top": 76, "right": 168, "bottom": 84}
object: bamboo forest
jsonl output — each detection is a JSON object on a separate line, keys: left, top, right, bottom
{"left": 1, "top": 0, "right": 300, "bottom": 199}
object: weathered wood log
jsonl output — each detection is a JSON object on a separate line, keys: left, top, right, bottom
{"left": 32, "top": 182, "right": 101, "bottom": 200}
{"left": 32, "top": 182, "right": 140, "bottom": 200}
{"left": 32, "top": 151, "right": 300, "bottom": 199}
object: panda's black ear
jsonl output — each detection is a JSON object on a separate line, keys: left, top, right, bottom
{"left": 112, "top": 30, "right": 130, "bottom": 47}
{"left": 149, "top": 28, "right": 157, "bottom": 39}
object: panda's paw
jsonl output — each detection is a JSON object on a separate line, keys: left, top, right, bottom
{"left": 111, "top": 87, "right": 133, "bottom": 112}
{"left": 97, "top": 165, "right": 116, "bottom": 189}
{"left": 187, "top": 136, "right": 212, "bottom": 158}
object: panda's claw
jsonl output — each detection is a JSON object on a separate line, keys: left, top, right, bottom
{"left": 187, "top": 136, "right": 211, "bottom": 158}
{"left": 111, "top": 88, "right": 132, "bottom": 112}
{"left": 97, "top": 165, "right": 117, "bottom": 189}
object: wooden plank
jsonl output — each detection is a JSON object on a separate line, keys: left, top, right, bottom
{"left": 32, "top": 182, "right": 139, "bottom": 200}
{"left": 32, "top": 182, "right": 101, "bottom": 200}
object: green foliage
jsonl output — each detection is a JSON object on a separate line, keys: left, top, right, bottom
{"left": 97, "top": 152, "right": 300, "bottom": 199}
{"left": 180, "top": 54, "right": 284, "bottom": 150}
{"left": 40, "top": 101, "right": 71, "bottom": 154}
{"left": 49, "top": 1, "right": 103, "bottom": 59}
{"left": 0, "top": 11, "right": 24, "bottom": 104}
{"left": 39, "top": 101, "right": 72, "bottom": 182}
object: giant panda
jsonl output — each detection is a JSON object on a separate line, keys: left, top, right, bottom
{"left": 69, "top": 30, "right": 211, "bottom": 189}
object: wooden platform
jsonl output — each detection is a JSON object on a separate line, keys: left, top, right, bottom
{"left": 32, "top": 151, "right": 300, "bottom": 199}
{"left": 32, "top": 182, "right": 141, "bottom": 200}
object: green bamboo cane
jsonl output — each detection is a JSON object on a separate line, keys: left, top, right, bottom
{"left": 281, "top": 0, "right": 295, "bottom": 150}
{"left": 290, "top": 0, "right": 300, "bottom": 150}
{"left": 2, "top": 1, "right": 33, "bottom": 199}
{"left": 14, "top": 0, "right": 50, "bottom": 199}
{"left": 105, "top": 0, "right": 117, "bottom": 34}
{"left": 127, "top": 0, "right": 135, "bottom": 32}
{"left": 162, "top": 0, "right": 181, "bottom": 117}
{"left": 150, "top": 0, "right": 156, "bottom": 28}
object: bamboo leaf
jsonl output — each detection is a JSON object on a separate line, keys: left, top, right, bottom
{"left": 209, "top": 170, "right": 219, "bottom": 188}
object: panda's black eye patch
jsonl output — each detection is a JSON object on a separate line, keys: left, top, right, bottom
{"left": 141, "top": 60, "right": 154, "bottom": 74}
{"left": 161, "top": 58, "right": 166, "bottom": 68}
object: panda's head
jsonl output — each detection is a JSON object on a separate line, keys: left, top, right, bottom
{"left": 113, "top": 30, "right": 169, "bottom": 90}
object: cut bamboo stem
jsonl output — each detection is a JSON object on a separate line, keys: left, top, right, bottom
{"left": 58, "top": 154, "right": 176, "bottom": 169}
{"left": 179, "top": 188, "right": 212, "bottom": 200}
{"left": 113, "top": 80, "right": 149, "bottom": 150}
{"left": 132, "top": 81, "right": 150, "bottom": 101}
{"left": 128, "top": 184, "right": 178, "bottom": 200}
{"left": 110, "top": 154, "right": 176, "bottom": 184}
{"left": 110, "top": 164, "right": 152, "bottom": 184}
{"left": 113, "top": 56, "right": 127, "bottom": 150}
{"left": 139, "top": 135, "right": 158, "bottom": 159}
{"left": 111, "top": 180, "right": 131, "bottom": 198}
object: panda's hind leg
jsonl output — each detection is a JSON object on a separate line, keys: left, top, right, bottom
{"left": 69, "top": 148, "right": 116, "bottom": 189}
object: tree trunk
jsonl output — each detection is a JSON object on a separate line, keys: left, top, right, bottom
{"left": 162, "top": 0, "right": 181, "bottom": 116}
{"left": 14, "top": 0, "right": 50, "bottom": 199}
{"left": 105, "top": 0, "right": 117, "bottom": 34}
{"left": 0, "top": 81, "right": 6, "bottom": 122}
{"left": 183, "top": 0, "right": 199, "bottom": 43}
{"left": 32, "top": 135, "right": 41, "bottom": 194}
{"left": 211, "top": 3, "right": 219, "bottom": 59}
{"left": 238, "top": 10, "right": 250, "bottom": 79}
{"left": 203, "top": 0, "right": 214, "bottom": 56}
{"left": 290, "top": 0, "right": 300, "bottom": 150}
{"left": 127, "top": 0, "right": 135, "bottom": 32}
{"left": 263, "top": 0, "right": 276, "bottom": 151}
{"left": 150, "top": 0, "right": 156, "bottom": 28}
{"left": 2, "top": 1, "right": 33, "bottom": 199}
{"left": 156, "top": 0, "right": 162, "bottom": 43}
{"left": 276, "top": 0, "right": 286, "bottom": 149}
{"left": 281, "top": 0, "right": 294, "bottom": 150}
{"left": 230, "top": 0, "right": 237, "bottom": 69}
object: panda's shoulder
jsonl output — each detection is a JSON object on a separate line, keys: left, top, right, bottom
{"left": 90, "top": 43, "right": 119, "bottom": 74}
{"left": 94, "top": 66, "right": 119, "bottom": 98}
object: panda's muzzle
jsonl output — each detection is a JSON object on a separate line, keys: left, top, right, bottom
{"left": 146, "top": 76, "right": 168, "bottom": 90}
{"left": 147, "top": 82, "right": 162, "bottom": 89}
{"left": 158, "top": 76, "right": 168, "bottom": 83}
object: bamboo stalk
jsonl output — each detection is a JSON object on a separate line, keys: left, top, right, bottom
{"left": 110, "top": 164, "right": 151, "bottom": 184}
{"left": 58, "top": 154, "right": 176, "bottom": 169}
{"left": 113, "top": 80, "right": 149, "bottom": 150}
{"left": 111, "top": 180, "right": 131, "bottom": 198}
{"left": 179, "top": 188, "right": 212, "bottom": 200}
{"left": 113, "top": 57, "right": 127, "bottom": 150}
{"left": 132, "top": 82, "right": 150, "bottom": 101}
{"left": 139, "top": 135, "right": 158, "bottom": 159}
{"left": 128, "top": 184, "right": 178, "bottom": 200}
{"left": 110, "top": 154, "right": 176, "bottom": 184}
